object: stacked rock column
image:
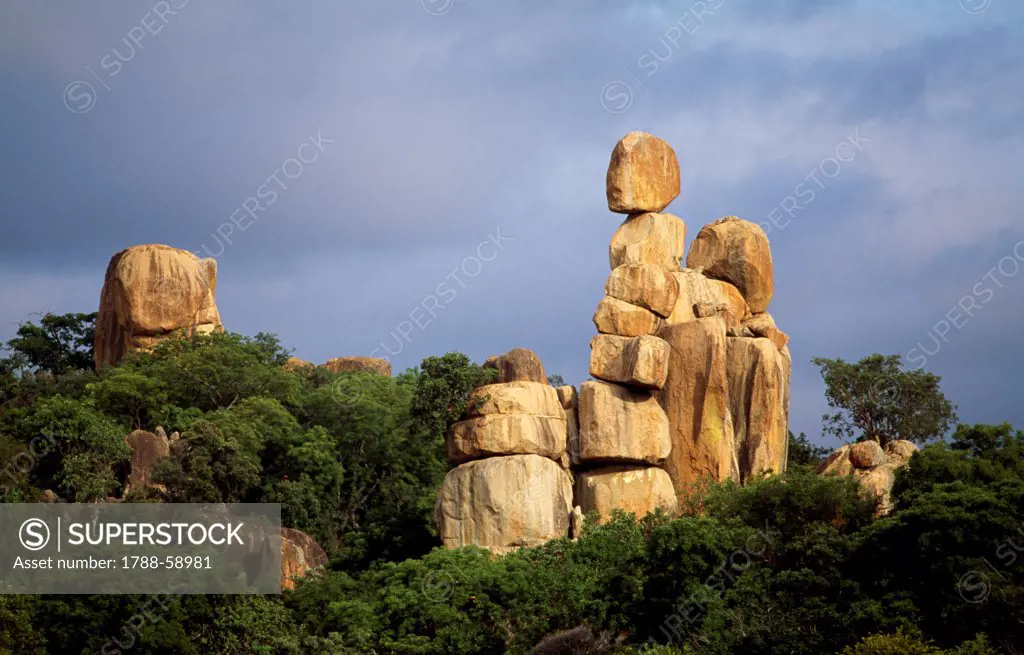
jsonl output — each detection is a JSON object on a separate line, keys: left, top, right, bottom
{"left": 683, "top": 216, "right": 791, "bottom": 486}
{"left": 590, "top": 132, "right": 794, "bottom": 508}
{"left": 576, "top": 132, "right": 683, "bottom": 522}
{"left": 434, "top": 350, "right": 573, "bottom": 554}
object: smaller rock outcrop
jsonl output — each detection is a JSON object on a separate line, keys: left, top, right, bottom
{"left": 322, "top": 356, "right": 391, "bottom": 376}
{"left": 437, "top": 352, "right": 572, "bottom": 554}
{"left": 819, "top": 439, "right": 920, "bottom": 515}
{"left": 280, "top": 527, "right": 328, "bottom": 591}
{"left": 125, "top": 429, "right": 170, "bottom": 491}
{"left": 850, "top": 440, "right": 886, "bottom": 469}
{"left": 283, "top": 357, "right": 314, "bottom": 372}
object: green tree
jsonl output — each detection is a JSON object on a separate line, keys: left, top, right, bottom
{"left": 840, "top": 631, "right": 943, "bottom": 655}
{"left": 786, "top": 431, "right": 830, "bottom": 467}
{"left": 88, "top": 368, "right": 169, "bottom": 429}
{"left": 2, "top": 312, "right": 96, "bottom": 375}
{"left": 893, "top": 424, "right": 1024, "bottom": 509}
{"left": 154, "top": 418, "right": 262, "bottom": 503}
{"left": 812, "top": 354, "right": 956, "bottom": 446}
{"left": 12, "top": 396, "right": 130, "bottom": 501}
{"left": 123, "top": 331, "right": 298, "bottom": 413}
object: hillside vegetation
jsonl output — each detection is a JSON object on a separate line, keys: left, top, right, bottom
{"left": 0, "top": 314, "right": 1020, "bottom": 654}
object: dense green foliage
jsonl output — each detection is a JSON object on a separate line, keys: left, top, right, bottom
{"left": 786, "top": 430, "right": 831, "bottom": 467}
{"left": 813, "top": 354, "right": 957, "bottom": 446}
{"left": 0, "top": 323, "right": 1020, "bottom": 653}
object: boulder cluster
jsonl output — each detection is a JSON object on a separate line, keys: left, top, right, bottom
{"left": 819, "top": 439, "right": 919, "bottom": 515}
{"left": 91, "top": 132, "right": 793, "bottom": 558}
{"left": 435, "top": 349, "right": 575, "bottom": 555}
{"left": 94, "top": 244, "right": 222, "bottom": 368}
{"left": 594, "top": 132, "right": 791, "bottom": 511}
{"left": 435, "top": 131, "right": 793, "bottom": 554}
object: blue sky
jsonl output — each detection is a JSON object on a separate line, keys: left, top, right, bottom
{"left": 1, "top": 0, "right": 1022, "bottom": 447}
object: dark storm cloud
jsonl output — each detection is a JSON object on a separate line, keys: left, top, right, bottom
{"left": 1, "top": 0, "right": 1023, "bottom": 442}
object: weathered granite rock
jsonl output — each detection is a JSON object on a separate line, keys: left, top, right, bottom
{"left": 884, "top": 440, "right": 919, "bottom": 467}
{"left": 589, "top": 334, "right": 670, "bottom": 390}
{"left": 593, "top": 296, "right": 663, "bottom": 337}
{"left": 850, "top": 440, "right": 886, "bottom": 469}
{"left": 578, "top": 380, "right": 670, "bottom": 465}
{"left": 125, "top": 429, "right": 170, "bottom": 490}
{"left": 570, "top": 505, "right": 585, "bottom": 540}
{"left": 742, "top": 313, "right": 789, "bottom": 350}
{"left": 858, "top": 463, "right": 897, "bottom": 516}
{"left": 435, "top": 454, "right": 573, "bottom": 554}
{"left": 447, "top": 414, "right": 567, "bottom": 464}
{"left": 656, "top": 317, "right": 737, "bottom": 492}
{"left": 574, "top": 465, "right": 679, "bottom": 523}
{"left": 467, "top": 381, "right": 565, "bottom": 419}
{"left": 609, "top": 212, "right": 686, "bottom": 270}
{"left": 39, "top": 490, "right": 60, "bottom": 503}
{"left": 727, "top": 337, "right": 789, "bottom": 482}
{"left": 280, "top": 527, "right": 328, "bottom": 591}
{"left": 605, "top": 264, "right": 680, "bottom": 318}
{"left": 556, "top": 385, "right": 581, "bottom": 466}
{"left": 322, "top": 356, "right": 392, "bottom": 376}
{"left": 665, "top": 269, "right": 716, "bottom": 325}
{"left": 686, "top": 217, "right": 774, "bottom": 313}
{"left": 706, "top": 279, "right": 750, "bottom": 332}
{"left": 819, "top": 440, "right": 915, "bottom": 517}
{"left": 606, "top": 132, "right": 681, "bottom": 214}
{"left": 819, "top": 444, "right": 854, "bottom": 477}
{"left": 283, "top": 357, "right": 314, "bottom": 372}
{"left": 484, "top": 349, "right": 547, "bottom": 384}
{"left": 95, "top": 244, "right": 222, "bottom": 368}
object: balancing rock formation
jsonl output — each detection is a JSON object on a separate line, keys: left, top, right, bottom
{"left": 94, "top": 244, "right": 222, "bottom": 368}
{"left": 435, "top": 131, "right": 792, "bottom": 553}
{"left": 435, "top": 349, "right": 574, "bottom": 555}
{"left": 595, "top": 132, "right": 791, "bottom": 507}
{"left": 819, "top": 439, "right": 919, "bottom": 516}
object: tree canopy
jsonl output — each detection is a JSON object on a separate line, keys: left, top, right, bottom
{"left": 0, "top": 317, "right": 1018, "bottom": 654}
{"left": 812, "top": 354, "right": 957, "bottom": 446}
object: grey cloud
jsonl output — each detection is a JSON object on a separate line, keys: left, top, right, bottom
{"left": 2, "top": 0, "right": 1023, "bottom": 444}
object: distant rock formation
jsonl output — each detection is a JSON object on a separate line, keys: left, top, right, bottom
{"left": 578, "top": 133, "right": 680, "bottom": 523}
{"left": 282, "top": 357, "right": 314, "bottom": 372}
{"left": 438, "top": 130, "right": 792, "bottom": 546}
{"left": 819, "top": 440, "right": 919, "bottom": 516}
{"left": 94, "top": 244, "right": 222, "bottom": 368}
{"left": 436, "top": 349, "right": 573, "bottom": 554}
{"left": 436, "top": 350, "right": 572, "bottom": 549}
{"left": 124, "top": 428, "right": 170, "bottom": 492}
{"left": 590, "top": 132, "right": 791, "bottom": 513}
{"left": 280, "top": 527, "right": 328, "bottom": 590}
{"left": 321, "top": 356, "right": 392, "bottom": 376}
